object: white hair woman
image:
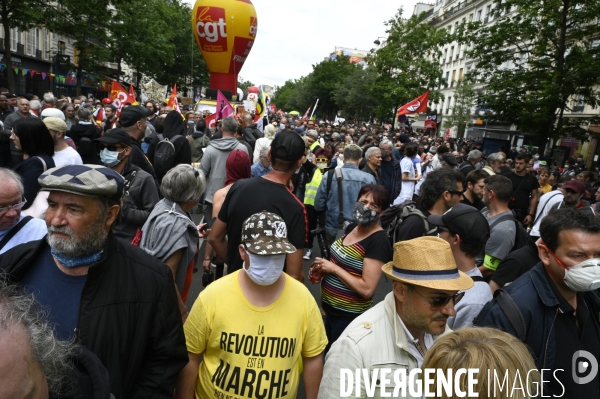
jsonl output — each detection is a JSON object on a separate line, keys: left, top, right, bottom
{"left": 252, "top": 123, "right": 275, "bottom": 163}
{"left": 139, "top": 164, "right": 206, "bottom": 320}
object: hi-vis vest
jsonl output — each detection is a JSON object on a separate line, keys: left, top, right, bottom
{"left": 309, "top": 141, "right": 320, "bottom": 152}
{"left": 304, "top": 168, "right": 323, "bottom": 206}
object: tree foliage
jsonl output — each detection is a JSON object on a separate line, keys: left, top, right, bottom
{"left": 443, "top": 78, "right": 476, "bottom": 138}
{"left": 368, "top": 7, "right": 447, "bottom": 122}
{"left": 333, "top": 66, "right": 378, "bottom": 122}
{"left": 457, "top": 0, "right": 600, "bottom": 147}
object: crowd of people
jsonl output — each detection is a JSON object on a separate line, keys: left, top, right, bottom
{"left": 0, "top": 90, "right": 600, "bottom": 399}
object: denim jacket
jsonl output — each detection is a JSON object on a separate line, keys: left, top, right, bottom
{"left": 314, "top": 163, "right": 376, "bottom": 236}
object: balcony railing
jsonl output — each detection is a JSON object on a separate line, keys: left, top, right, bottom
{"left": 573, "top": 105, "right": 585, "bottom": 113}
{"left": 16, "top": 44, "right": 24, "bottom": 54}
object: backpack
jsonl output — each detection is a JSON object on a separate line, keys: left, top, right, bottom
{"left": 77, "top": 135, "right": 96, "bottom": 162}
{"left": 380, "top": 200, "right": 436, "bottom": 245}
{"left": 489, "top": 213, "right": 529, "bottom": 253}
{"left": 189, "top": 134, "right": 210, "bottom": 163}
{"left": 154, "top": 134, "right": 183, "bottom": 178}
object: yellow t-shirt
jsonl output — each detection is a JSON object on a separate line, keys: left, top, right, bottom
{"left": 184, "top": 270, "right": 327, "bottom": 399}
{"left": 540, "top": 183, "right": 553, "bottom": 194}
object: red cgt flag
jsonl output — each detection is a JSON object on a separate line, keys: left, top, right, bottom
{"left": 109, "top": 81, "right": 136, "bottom": 112}
{"left": 397, "top": 91, "right": 429, "bottom": 117}
{"left": 167, "top": 84, "right": 181, "bottom": 113}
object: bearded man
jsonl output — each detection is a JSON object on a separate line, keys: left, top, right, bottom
{"left": 0, "top": 164, "right": 188, "bottom": 399}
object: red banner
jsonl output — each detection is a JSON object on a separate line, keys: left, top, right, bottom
{"left": 109, "top": 81, "right": 136, "bottom": 112}
{"left": 397, "top": 91, "right": 429, "bottom": 117}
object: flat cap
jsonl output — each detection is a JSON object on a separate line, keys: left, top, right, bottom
{"left": 43, "top": 117, "right": 67, "bottom": 133}
{"left": 39, "top": 164, "right": 124, "bottom": 202}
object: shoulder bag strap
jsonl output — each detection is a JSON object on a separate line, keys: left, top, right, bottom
{"left": 326, "top": 168, "right": 335, "bottom": 197}
{"left": 335, "top": 168, "right": 344, "bottom": 225}
{"left": 35, "top": 156, "right": 47, "bottom": 172}
{"left": 530, "top": 191, "right": 561, "bottom": 228}
{"left": 0, "top": 216, "right": 33, "bottom": 250}
{"left": 489, "top": 213, "right": 515, "bottom": 230}
{"left": 494, "top": 289, "right": 527, "bottom": 341}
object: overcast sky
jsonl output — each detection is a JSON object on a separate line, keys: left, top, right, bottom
{"left": 185, "top": 0, "right": 422, "bottom": 89}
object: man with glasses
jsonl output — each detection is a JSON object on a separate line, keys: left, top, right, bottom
{"left": 319, "top": 236, "right": 473, "bottom": 398}
{"left": 428, "top": 203, "right": 491, "bottom": 328}
{"left": 0, "top": 168, "right": 47, "bottom": 254}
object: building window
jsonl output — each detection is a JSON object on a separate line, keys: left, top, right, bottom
{"left": 469, "top": 13, "right": 473, "bottom": 22}
{"left": 451, "top": 70, "right": 456, "bottom": 86}
{"left": 456, "top": 44, "right": 461, "bottom": 59}
{"left": 446, "top": 96, "right": 452, "bottom": 114}
{"left": 10, "top": 28, "right": 19, "bottom": 51}
{"left": 44, "top": 30, "right": 51, "bottom": 60}
{"left": 573, "top": 94, "right": 585, "bottom": 113}
{"left": 26, "top": 29, "right": 40, "bottom": 56}
{"left": 459, "top": 68, "right": 464, "bottom": 80}
{"left": 58, "top": 40, "right": 66, "bottom": 54}
{"left": 445, "top": 71, "right": 450, "bottom": 86}
{"left": 476, "top": 10, "right": 482, "bottom": 21}
{"left": 443, "top": 49, "right": 447, "bottom": 64}
{"left": 449, "top": 46, "right": 454, "bottom": 62}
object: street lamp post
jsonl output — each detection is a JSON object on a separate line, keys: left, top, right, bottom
{"left": 373, "top": 37, "right": 386, "bottom": 46}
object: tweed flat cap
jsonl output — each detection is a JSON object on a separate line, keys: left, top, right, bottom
{"left": 39, "top": 164, "right": 124, "bottom": 202}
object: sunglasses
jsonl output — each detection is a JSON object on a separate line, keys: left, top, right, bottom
{"left": 447, "top": 190, "right": 463, "bottom": 196}
{"left": 98, "top": 144, "right": 125, "bottom": 152}
{"left": 315, "top": 157, "right": 329, "bottom": 163}
{"left": 412, "top": 286, "right": 465, "bottom": 310}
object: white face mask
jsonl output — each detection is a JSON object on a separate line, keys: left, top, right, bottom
{"left": 243, "top": 250, "right": 286, "bottom": 286}
{"left": 563, "top": 258, "right": 600, "bottom": 292}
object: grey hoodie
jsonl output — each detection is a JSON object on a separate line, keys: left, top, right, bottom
{"left": 200, "top": 136, "right": 249, "bottom": 203}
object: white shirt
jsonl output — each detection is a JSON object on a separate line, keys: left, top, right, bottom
{"left": 53, "top": 146, "right": 83, "bottom": 167}
{"left": 530, "top": 190, "right": 564, "bottom": 237}
{"left": 397, "top": 314, "right": 434, "bottom": 367}
{"left": 394, "top": 156, "right": 416, "bottom": 205}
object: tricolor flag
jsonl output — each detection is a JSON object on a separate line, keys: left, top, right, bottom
{"left": 397, "top": 91, "right": 429, "bottom": 117}
{"left": 301, "top": 105, "right": 312, "bottom": 122}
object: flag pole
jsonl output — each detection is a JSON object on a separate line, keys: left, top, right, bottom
{"left": 309, "top": 99, "right": 319, "bottom": 120}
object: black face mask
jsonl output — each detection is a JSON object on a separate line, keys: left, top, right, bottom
{"left": 352, "top": 202, "right": 379, "bottom": 227}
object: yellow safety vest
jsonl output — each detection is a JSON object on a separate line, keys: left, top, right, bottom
{"left": 309, "top": 141, "right": 320, "bottom": 152}
{"left": 304, "top": 168, "right": 323, "bottom": 206}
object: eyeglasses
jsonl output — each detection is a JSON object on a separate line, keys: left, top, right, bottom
{"left": 315, "top": 157, "right": 329, "bottom": 163}
{"left": 448, "top": 190, "right": 463, "bottom": 196}
{"left": 411, "top": 285, "right": 465, "bottom": 310}
{"left": 98, "top": 144, "right": 125, "bottom": 152}
{"left": 0, "top": 199, "right": 27, "bottom": 215}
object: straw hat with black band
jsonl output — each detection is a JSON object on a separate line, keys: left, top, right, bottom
{"left": 382, "top": 236, "right": 474, "bottom": 291}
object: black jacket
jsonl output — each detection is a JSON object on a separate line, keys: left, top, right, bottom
{"left": 476, "top": 263, "right": 600, "bottom": 370}
{"left": 69, "top": 123, "right": 102, "bottom": 164}
{"left": 243, "top": 123, "right": 262, "bottom": 149}
{"left": 113, "top": 161, "right": 160, "bottom": 243}
{"left": 0, "top": 235, "right": 188, "bottom": 399}
{"left": 14, "top": 155, "right": 55, "bottom": 210}
{"left": 147, "top": 111, "right": 192, "bottom": 178}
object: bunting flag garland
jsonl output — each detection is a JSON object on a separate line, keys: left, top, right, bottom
{"left": 29, "top": 70, "right": 34, "bottom": 78}
{"left": 42, "top": 72, "right": 47, "bottom": 80}
{"left": 49, "top": 74, "right": 54, "bottom": 82}
{"left": 14, "top": 68, "right": 18, "bottom": 74}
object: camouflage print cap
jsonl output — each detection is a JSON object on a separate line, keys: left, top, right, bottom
{"left": 241, "top": 211, "right": 296, "bottom": 255}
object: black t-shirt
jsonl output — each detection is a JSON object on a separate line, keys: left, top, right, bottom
{"left": 504, "top": 172, "right": 540, "bottom": 212}
{"left": 461, "top": 193, "right": 485, "bottom": 211}
{"left": 545, "top": 272, "right": 600, "bottom": 398}
{"left": 491, "top": 241, "right": 540, "bottom": 288}
{"left": 218, "top": 177, "right": 307, "bottom": 273}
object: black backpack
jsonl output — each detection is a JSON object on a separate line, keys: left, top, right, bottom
{"left": 380, "top": 200, "right": 436, "bottom": 245}
{"left": 154, "top": 134, "right": 183, "bottom": 178}
{"left": 489, "top": 213, "right": 529, "bottom": 253}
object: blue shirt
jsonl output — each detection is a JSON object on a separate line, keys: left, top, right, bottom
{"left": 251, "top": 161, "right": 271, "bottom": 177}
{"left": 21, "top": 247, "right": 87, "bottom": 340}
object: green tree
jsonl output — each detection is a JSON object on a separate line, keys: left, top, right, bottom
{"left": 110, "top": 0, "right": 177, "bottom": 93}
{"left": 46, "top": 0, "right": 112, "bottom": 95}
{"left": 0, "top": 0, "right": 48, "bottom": 92}
{"left": 305, "top": 55, "right": 357, "bottom": 119}
{"left": 368, "top": 7, "right": 447, "bottom": 122}
{"left": 443, "top": 78, "right": 476, "bottom": 138}
{"left": 333, "top": 66, "right": 378, "bottom": 123}
{"left": 154, "top": 0, "right": 209, "bottom": 94}
{"left": 271, "top": 79, "right": 297, "bottom": 112}
{"left": 458, "top": 0, "right": 600, "bottom": 148}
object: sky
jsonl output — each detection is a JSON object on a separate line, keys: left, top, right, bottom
{"left": 185, "top": 0, "right": 423, "bottom": 89}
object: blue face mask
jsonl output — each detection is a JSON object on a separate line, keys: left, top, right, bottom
{"left": 100, "top": 148, "right": 123, "bottom": 167}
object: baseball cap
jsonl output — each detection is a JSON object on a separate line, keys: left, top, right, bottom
{"left": 270, "top": 131, "right": 305, "bottom": 163}
{"left": 39, "top": 164, "right": 124, "bottom": 202}
{"left": 40, "top": 108, "right": 66, "bottom": 121}
{"left": 428, "top": 203, "right": 490, "bottom": 242}
{"left": 241, "top": 211, "right": 296, "bottom": 255}
{"left": 119, "top": 105, "right": 151, "bottom": 128}
{"left": 95, "top": 128, "right": 132, "bottom": 146}
{"left": 43, "top": 117, "right": 67, "bottom": 133}
{"left": 442, "top": 152, "right": 458, "bottom": 167}
{"left": 563, "top": 179, "right": 586, "bottom": 194}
